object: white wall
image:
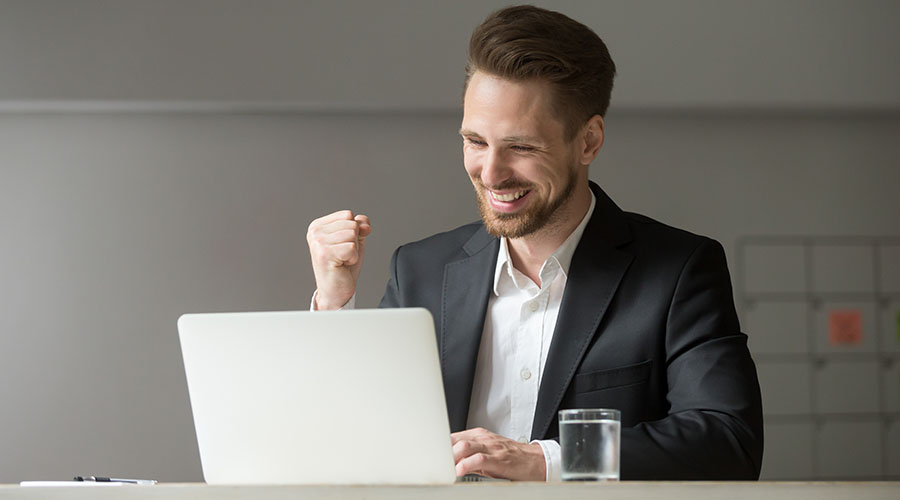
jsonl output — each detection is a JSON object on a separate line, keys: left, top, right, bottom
{"left": 0, "top": 0, "right": 898, "bottom": 483}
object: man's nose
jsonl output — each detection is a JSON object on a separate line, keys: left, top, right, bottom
{"left": 480, "top": 147, "right": 511, "bottom": 187}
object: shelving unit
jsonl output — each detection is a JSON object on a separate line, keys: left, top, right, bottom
{"left": 736, "top": 236, "right": 900, "bottom": 480}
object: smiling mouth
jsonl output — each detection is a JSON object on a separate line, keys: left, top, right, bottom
{"left": 489, "top": 190, "right": 529, "bottom": 202}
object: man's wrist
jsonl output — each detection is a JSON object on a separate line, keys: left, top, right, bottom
{"left": 310, "top": 290, "right": 356, "bottom": 311}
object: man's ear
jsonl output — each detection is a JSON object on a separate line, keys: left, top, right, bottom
{"left": 578, "top": 115, "right": 605, "bottom": 166}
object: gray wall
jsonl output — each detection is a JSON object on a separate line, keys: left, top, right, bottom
{"left": 3, "top": 0, "right": 899, "bottom": 109}
{"left": 1, "top": 0, "right": 898, "bottom": 483}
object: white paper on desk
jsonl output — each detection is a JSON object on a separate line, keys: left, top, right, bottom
{"left": 20, "top": 481, "right": 126, "bottom": 487}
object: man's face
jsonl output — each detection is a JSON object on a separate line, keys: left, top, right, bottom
{"left": 460, "top": 71, "right": 583, "bottom": 239}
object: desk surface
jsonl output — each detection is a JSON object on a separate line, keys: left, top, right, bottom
{"left": 1, "top": 482, "right": 899, "bottom": 500}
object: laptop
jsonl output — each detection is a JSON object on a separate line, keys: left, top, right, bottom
{"left": 177, "top": 308, "right": 458, "bottom": 485}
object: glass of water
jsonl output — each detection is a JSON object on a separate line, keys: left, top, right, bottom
{"left": 558, "top": 408, "right": 620, "bottom": 481}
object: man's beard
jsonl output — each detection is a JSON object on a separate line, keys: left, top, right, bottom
{"left": 474, "top": 167, "right": 579, "bottom": 239}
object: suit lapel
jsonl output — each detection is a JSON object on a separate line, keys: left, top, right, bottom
{"left": 441, "top": 228, "right": 498, "bottom": 432}
{"left": 531, "top": 183, "right": 634, "bottom": 439}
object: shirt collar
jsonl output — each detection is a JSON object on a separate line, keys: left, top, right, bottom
{"left": 492, "top": 191, "right": 596, "bottom": 295}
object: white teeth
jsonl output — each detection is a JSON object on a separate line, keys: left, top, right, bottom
{"left": 491, "top": 190, "right": 527, "bottom": 202}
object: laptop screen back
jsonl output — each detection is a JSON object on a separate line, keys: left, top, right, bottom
{"left": 178, "top": 308, "right": 456, "bottom": 485}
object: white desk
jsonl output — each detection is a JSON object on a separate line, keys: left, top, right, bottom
{"left": 1, "top": 482, "right": 899, "bottom": 500}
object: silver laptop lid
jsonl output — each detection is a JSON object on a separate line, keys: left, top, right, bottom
{"left": 178, "top": 308, "right": 456, "bottom": 485}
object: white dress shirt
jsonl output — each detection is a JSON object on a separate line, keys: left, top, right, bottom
{"left": 466, "top": 193, "right": 596, "bottom": 481}
{"left": 312, "top": 193, "right": 596, "bottom": 481}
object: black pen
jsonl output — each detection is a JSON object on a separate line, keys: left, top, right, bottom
{"left": 74, "top": 476, "right": 157, "bottom": 485}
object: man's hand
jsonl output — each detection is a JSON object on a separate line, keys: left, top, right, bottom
{"left": 306, "top": 210, "right": 371, "bottom": 310}
{"left": 451, "top": 427, "right": 546, "bottom": 481}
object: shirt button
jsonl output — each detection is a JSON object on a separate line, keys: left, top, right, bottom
{"left": 521, "top": 368, "right": 532, "bottom": 380}
{"left": 518, "top": 436, "right": 528, "bottom": 443}
{"left": 529, "top": 301, "right": 539, "bottom": 312}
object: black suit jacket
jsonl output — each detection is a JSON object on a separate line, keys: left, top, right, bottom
{"left": 379, "top": 182, "right": 763, "bottom": 480}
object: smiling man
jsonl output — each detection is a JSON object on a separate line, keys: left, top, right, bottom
{"left": 306, "top": 5, "right": 763, "bottom": 481}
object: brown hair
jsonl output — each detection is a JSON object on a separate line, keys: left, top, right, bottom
{"left": 465, "top": 5, "right": 616, "bottom": 140}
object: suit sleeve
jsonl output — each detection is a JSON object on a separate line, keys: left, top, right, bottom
{"left": 620, "top": 238, "right": 764, "bottom": 479}
{"left": 378, "top": 246, "right": 402, "bottom": 309}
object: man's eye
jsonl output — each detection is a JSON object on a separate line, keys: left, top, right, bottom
{"left": 511, "top": 145, "right": 535, "bottom": 152}
{"left": 466, "top": 138, "right": 487, "bottom": 147}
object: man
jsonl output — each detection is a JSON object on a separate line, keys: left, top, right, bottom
{"left": 307, "top": 5, "right": 763, "bottom": 481}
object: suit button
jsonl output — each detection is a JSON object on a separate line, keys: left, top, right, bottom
{"left": 529, "top": 301, "right": 539, "bottom": 312}
{"left": 521, "top": 368, "right": 532, "bottom": 380}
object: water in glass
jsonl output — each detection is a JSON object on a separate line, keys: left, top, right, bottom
{"left": 559, "top": 418, "right": 620, "bottom": 481}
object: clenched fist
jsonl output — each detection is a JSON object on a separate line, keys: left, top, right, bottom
{"left": 306, "top": 210, "right": 372, "bottom": 310}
